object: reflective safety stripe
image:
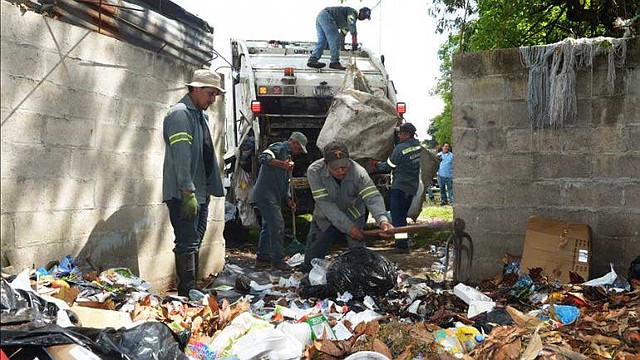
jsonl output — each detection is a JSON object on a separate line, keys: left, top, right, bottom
{"left": 262, "top": 149, "right": 276, "bottom": 159}
{"left": 385, "top": 158, "right": 396, "bottom": 168}
{"left": 359, "top": 185, "right": 378, "bottom": 200}
{"left": 169, "top": 131, "right": 193, "bottom": 146}
{"left": 347, "top": 205, "right": 361, "bottom": 218}
{"left": 347, "top": 14, "right": 356, "bottom": 22}
{"left": 402, "top": 145, "right": 422, "bottom": 155}
{"left": 312, "top": 188, "right": 329, "bottom": 200}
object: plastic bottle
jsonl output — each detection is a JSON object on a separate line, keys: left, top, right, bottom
{"left": 455, "top": 325, "right": 482, "bottom": 352}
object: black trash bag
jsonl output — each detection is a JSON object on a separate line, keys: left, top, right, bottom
{"left": 0, "top": 278, "right": 74, "bottom": 327}
{"left": 297, "top": 273, "right": 334, "bottom": 300}
{"left": 224, "top": 202, "right": 246, "bottom": 248}
{"left": 1, "top": 322, "right": 188, "bottom": 360}
{"left": 325, "top": 247, "right": 398, "bottom": 300}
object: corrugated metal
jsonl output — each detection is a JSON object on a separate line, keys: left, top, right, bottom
{"left": 7, "top": 0, "right": 214, "bottom": 66}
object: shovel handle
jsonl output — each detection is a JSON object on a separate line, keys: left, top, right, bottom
{"left": 363, "top": 223, "right": 454, "bottom": 237}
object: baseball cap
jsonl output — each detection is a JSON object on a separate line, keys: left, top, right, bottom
{"left": 289, "top": 131, "right": 308, "bottom": 153}
{"left": 399, "top": 122, "right": 417, "bottom": 136}
{"left": 323, "top": 141, "right": 350, "bottom": 168}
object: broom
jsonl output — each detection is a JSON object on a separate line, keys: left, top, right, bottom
{"left": 286, "top": 157, "right": 305, "bottom": 255}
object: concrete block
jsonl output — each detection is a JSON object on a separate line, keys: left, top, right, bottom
{"left": 593, "top": 211, "right": 640, "bottom": 238}
{"left": 475, "top": 127, "right": 506, "bottom": 153}
{"left": 113, "top": 44, "right": 154, "bottom": 75}
{"left": 474, "top": 207, "right": 534, "bottom": 234}
{"left": 623, "top": 67, "right": 639, "bottom": 96}
{"left": 45, "top": 116, "right": 95, "bottom": 147}
{"left": 43, "top": 178, "right": 95, "bottom": 211}
{"left": 624, "top": 97, "right": 640, "bottom": 124}
{"left": 481, "top": 154, "right": 534, "bottom": 180}
{"left": 623, "top": 182, "right": 640, "bottom": 209}
{"left": 0, "top": 41, "right": 45, "bottom": 80}
{"left": 139, "top": 152, "right": 164, "bottom": 180}
{"left": 485, "top": 49, "right": 527, "bottom": 76}
{"left": 503, "top": 74, "right": 527, "bottom": 100}
{"left": 453, "top": 154, "right": 480, "bottom": 180}
{"left": 1, "top": 178, "right": 46, "bottom": 213}
{"left": 455, "top": 182, "right": 503, "bottom": 206}
{"left": 0, "top": 109, "right": 45, "bottom": 145}
{"left": 592, "top": 68, "right": 626, "bottom": 96}
{"left": 138, "top": 250, "right": 175, "bottom": 292}
{"left": 593, "top": 154, "right": 640, "bottom": 179}
{"left": 153, "top": 56, "right": 194, "bottom": 83}
{"left": 506, "top": 129, "right": 532, "bottom": 153}
{"left": 0, "top": 74, "right": 39, "bottom": 112}
{"left": 453, "top": 76, "right": 505, "bottom": 102}
{"left": 0, "top": 143, "right": 70, "bottom": 179}
{"left": 589, "top": 235, "right": 628, "bottom": 278}
{"left": 4, "top": 240, "right": 82, "bottom": 273}
{"left": 534, "top": 154, "right": 591, "bottom": 179}
{"left": 575, "top": 68, "right": 593, "bottom": 99}
{"left": 572, "top": 99, "right": 593, "bottom": 126}
{"left": 136, "top": 179, "right": 162, "bottom": 204}
{"left": 68, "top": 209, "right": 106, "bottom": 240}
{"left": 453, "top": 128, "right": 478, "bottom": 153}
{"left": 94, "top": 123, "right": 128, "bottom": 152}
{"left": 74, "top": 62, "right": 128, "bottom": 97}
{"left": 564, "top": 125, "right": 622, "bottom": 153}
{"left": 119, "top": 99, "right": 165, "bottom": 129}
{"left": 69, "top": 149, "right": 107, "bottom": 180}
{"left": 591, "top": 96, "right": 625, "bottom": 126}
{"left": 15, "top": 211, "right": 71, "bottom": 246}
{"left": 20, "top": 80, "right": 71, "bottom": 118}
{"left": 564, "top": 181, "right": 623, "bottom": 208}
{"left": 94, "top": 179, "right": 143, "bottom": 208}
{"left": 454, "top": 101, "right": 529, "bottom": 129}
{"left": 1, "top": 214, "right": 15, "bottom": 251}
{"left": 68, "top": 35, "right": 119, "bottom": 66}
{"left": 503, "top": 181, "right": 562, "bottom": 207}
{"left": 530, "top": 129, "right": 564, "bottom": 153}
{"left": 68, "top": 90, "right": 120, "bottom": 125}
{"left": 453, "top": 52, "right": 487, "bottom": 79}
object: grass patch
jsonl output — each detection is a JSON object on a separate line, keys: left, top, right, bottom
{"left": 419, "top": 202, "right": 454, "bottom": 221}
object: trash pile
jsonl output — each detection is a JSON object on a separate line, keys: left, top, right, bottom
{"left": 1, "top": 249, "right": 639, "bottom": 359}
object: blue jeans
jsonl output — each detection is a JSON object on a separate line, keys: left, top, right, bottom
{"left": 166, "top": 197, "right": 210, "bottom": 256}
{"left": 302, "top": 214, "right": 367, "bottom": 271}
{"left": 438, "top": 176, "right": 453, "bottom": 204}
{"left": 390, "top": 189, "right": 413, "bottom": 227}
{"left": 310, "top": 9, "right": 341, "bottom": 63}
{"left": 254, "top": 199, "right": 285, "bottom": 263}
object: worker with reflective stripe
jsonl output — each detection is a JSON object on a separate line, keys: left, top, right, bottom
{"left": 302, "top": 141, "right": 393, "bottom": 272}
{"left": 162, "top": 69, "right": 224, "bottom": 297}
{"left": 249, "top": 132, "right": 308, "bottom": 271}
{"left": 372, "top": 122, "right": 422, "bottom": 249}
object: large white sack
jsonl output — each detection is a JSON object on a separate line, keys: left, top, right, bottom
{"left": 317, "top": 89, "right": 399, "bottom": 161}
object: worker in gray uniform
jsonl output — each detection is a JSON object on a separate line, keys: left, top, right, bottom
{"left": 250, "top": 132, "right": 308, "bottom": 270}
{"left": 302, "top": 141, "right": 393, "bottom": 272}
{"left": 371, "top": 122, "right": 422, "bottom": 250}
{"left": 162, "top": 69, "right": 225, "bottom": 297}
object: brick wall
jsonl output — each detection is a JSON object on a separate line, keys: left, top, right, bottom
{"left": 0, "top": 1, "right": 226, "bottom": 289}
{"left": 452, "top": 38, "right": 639, "bottom": 281}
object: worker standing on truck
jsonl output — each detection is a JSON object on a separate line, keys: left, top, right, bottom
{"left": 371, "top": 123, "right": 422, "bottom": 250}
{"left": 302, "top": 141, "right": 393, "bottom": 272}
{"left": 307, "top": 6, "right": 372, "bottom": 70}
{"left": 250, "top": 132, "right": 309, "bottom": 270}
{"left": 162, "top": 69, "right": 225, "bottom": 297}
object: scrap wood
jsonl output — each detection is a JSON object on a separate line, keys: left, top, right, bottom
{"left": 543, "top": 344, "right": 589, "bottom": 360}
{"left": 580, "top": 333, "right": 622, "bottom": 346}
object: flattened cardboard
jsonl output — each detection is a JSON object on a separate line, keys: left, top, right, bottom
{"left": 71, "top": 305, "right": 133, "bottom": 329}
{"left": 521, "top": 216, "right": 591, "bottom": 283}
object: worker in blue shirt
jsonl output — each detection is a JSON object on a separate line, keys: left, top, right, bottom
{"left": 437, "top": 143, "right": 454, "bottom": 205}
{"left": 307, "top": 6, "right": 372, "bottom": 70}
{"left": 372, "top": 122, "right": 422, "bottom": 249}
{"left": 250, "top": 132, "right": 308, "bottom": 270}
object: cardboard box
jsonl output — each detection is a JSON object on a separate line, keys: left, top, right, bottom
{"left": 521, "top": 216, "right": 591, "bottom": 283}
{"left": 46, "top": 344, "right": 101, "bottom": 360}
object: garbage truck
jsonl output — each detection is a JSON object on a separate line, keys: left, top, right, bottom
{"left": 225, "top": 39, "right": 407, "bottom": 227}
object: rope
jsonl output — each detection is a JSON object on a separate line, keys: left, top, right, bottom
{"left": 519, "top": 37, "right": 628, "bottom": 127}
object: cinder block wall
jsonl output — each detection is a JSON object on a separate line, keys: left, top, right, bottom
{"left": 0, "top": 1, "right": 226, "bottom": 290}
{"left": 452, "top": 38, "right": 639, "bottom": 281}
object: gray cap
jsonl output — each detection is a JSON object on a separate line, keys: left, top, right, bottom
{"left": 323, "top": 141, "right": 350, "bottom": 168}
{"left": 289, "top": 131, "right": 308, "bottom": 153}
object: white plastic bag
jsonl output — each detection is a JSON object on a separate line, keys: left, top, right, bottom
{"left": 309, "top": 258, "right": 329, "bottom": 286}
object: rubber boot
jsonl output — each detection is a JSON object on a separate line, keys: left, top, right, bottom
{"left": 175, "top": 252, "right": 196, "bottom": 297}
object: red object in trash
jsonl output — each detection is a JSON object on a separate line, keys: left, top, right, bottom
{"left": 1, "top": 349, "right": 9, "bottom": 360}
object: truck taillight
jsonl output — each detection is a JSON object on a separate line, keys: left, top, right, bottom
{"left": 251, "top": 100, "right": 261, "bottom": 113}
{"left": 258, "top": 86, "right": 268, "bottom": 95}
{"left": 396, "top": 102, "right": 407, "bottom": 115}
{"left": 284, "top": 67, "right": 294, "bottom": 76}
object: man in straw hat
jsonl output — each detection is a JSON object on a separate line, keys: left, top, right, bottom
{"left": 249, "top": 131, "right": 309, "bottom": 271}
{"left": 302, "top": 141, "right": 393, "bottom": 272}
{"left": 162, "top": 69, "right": 225, "bottom": 297}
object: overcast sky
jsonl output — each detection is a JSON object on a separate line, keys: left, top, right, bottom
{"left": 171, "top": 0, "right": 446, "bottom": 139}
